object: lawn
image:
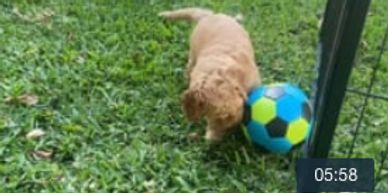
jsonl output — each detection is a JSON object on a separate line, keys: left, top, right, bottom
{"left": 0, "top": 0, "right": 387, "bottom": 192}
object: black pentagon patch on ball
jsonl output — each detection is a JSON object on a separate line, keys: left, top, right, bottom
{"left": 265, "top": 87, "right": 285, "bottom": 100}
{"left": 266, "top": 117, "right": 288, "bottom": 138}
{"left": 302, "top": 102, "right": 312, "bottom": 122}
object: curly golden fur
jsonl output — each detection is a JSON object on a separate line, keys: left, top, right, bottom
{"left": 159, "top": 7, "right": 260, "bottom": 142}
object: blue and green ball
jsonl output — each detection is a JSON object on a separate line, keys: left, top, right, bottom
{"left": 242, "top": 83, "right": 313, "bottom": 154}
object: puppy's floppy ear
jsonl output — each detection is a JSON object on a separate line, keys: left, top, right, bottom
{"left": 181, "top": 89, "right": 207, "bottom": 121}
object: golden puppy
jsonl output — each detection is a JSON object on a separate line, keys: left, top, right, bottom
{"left": 159, "top": 8, "right": 260, "bottom": 142}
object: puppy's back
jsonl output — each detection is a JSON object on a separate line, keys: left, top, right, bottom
{"left": 190, "top": 13, "right": 260, "bottom": 92}
{"left": 191, "top": 14, "right": 255, "bottom": 68}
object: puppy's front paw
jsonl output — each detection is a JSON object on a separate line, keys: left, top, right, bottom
{"left": 188, "top": 132, "right": 201, "bottom": 141}
{"left": 204, "top": 129, "right": 222, "bottom": 143}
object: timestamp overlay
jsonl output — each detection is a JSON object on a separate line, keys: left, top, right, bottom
{"left": 296, "top": 158, "right": 374, "bottom": 192}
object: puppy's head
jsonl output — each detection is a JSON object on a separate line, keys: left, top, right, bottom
{"left": 206, "top": 96, "right": 245, "bottom": 140}
{"left": 181, "top": 88, "right": 207, "bottom": 121}
{"left": 204, "top": 80, "right": 247, "bottom": 142}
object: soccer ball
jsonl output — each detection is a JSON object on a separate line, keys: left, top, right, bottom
{"left": 242, "top": 83, "right": 313, "bottom": 154}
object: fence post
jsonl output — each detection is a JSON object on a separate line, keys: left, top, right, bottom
{"left": 305, "top": 0, "right": 371, "bottom": 158}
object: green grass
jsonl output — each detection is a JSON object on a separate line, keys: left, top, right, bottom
{"left": 0, "top": 0, "right": 387, "bottom": 192}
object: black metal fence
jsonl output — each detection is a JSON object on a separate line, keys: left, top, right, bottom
{"left": 306, "top": 0, "right": 388, "bottom": 192}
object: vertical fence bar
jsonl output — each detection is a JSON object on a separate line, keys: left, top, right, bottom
{"left": 305, "top": 0, "right": 371, "bottom": 158}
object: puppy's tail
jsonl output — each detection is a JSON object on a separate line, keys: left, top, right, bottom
{"left": 158, "top": 7, "right": 213, "bottom": 22}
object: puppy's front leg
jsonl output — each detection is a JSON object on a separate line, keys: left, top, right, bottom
{"left": 204, "top": 119, "right": 224, "bottom": 143}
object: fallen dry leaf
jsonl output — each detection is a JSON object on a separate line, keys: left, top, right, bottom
{"left": 12, "top": 7, "right": 55, "bottom": 24}
{"left": 143, "top": 180, "right": 155, "bottom": 193}
{"left": 4, "top": 94, "right": 39, "bottom": 106}
{"left": 317, "top": 18, "right": 323, "bottom": 28}
{"left": 361, "top": 40, "right": 369, "bottom": 49}
{"left": 32, "top": 150, "right": 53, "bottom": 159}
{"left": 18, "top": 95, "right": 39, "bottom": 106}
{"left": 4, "top": 96, "right": 13, "bottom": 103}
{"left": 143, "top": 180, "right": 155, "bottom": 188}
{"left": 76, "top": 55, "right": 85, "bottom": 64}
{"left": 26, "top": 128, "right": 45, "bottom": 140}
{"left": 188, "top": 132, "right": 201, "bottom": 141}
